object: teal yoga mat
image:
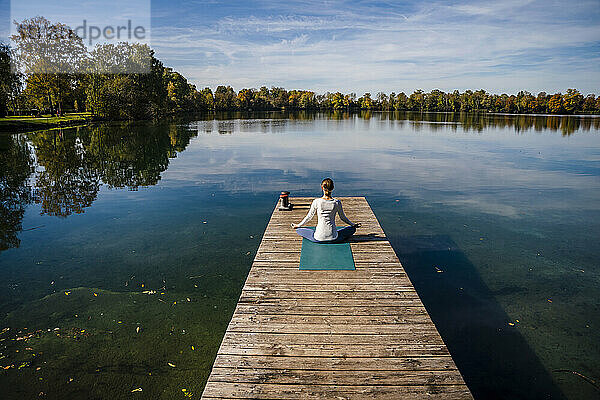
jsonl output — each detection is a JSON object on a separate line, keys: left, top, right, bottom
{"left": 299, "top": 228, "right": 355, "bottom": 270}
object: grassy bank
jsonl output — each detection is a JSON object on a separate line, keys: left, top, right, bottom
{"left": 0, "top": 113, "right": 97, "bottom": 133}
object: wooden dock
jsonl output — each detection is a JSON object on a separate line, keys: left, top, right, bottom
{"left": 201, "top": 197, "right": 473, "bottom": 399}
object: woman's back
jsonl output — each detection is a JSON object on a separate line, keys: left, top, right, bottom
{"left": 313, "top": 198, "right": 340, "bottom": 241}
{"left": 298, "top": 197, "right": 353, "bottom": 241}
{"left": 292, "top": 178, "right": 358, "bottom": 243}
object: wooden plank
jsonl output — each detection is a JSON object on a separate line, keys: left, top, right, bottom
{"left": 242, "top": 284, "right": 417, "bottom": 291}
{"left": 225, "top": 323, "right": 439, "bottom": 335}
{"left": 234, "top": 305, "right": 427, "bottom": 315}
{"left": 201, "top": 197, "right": 472, "bottom": 399}
{"left": 238, "top": 297, "right": 425, "bottom": 307}
{"left": 246, "top": 268, "right": 408, "bottom": 277}
{"left": 207, "top": 368, "right": 465, "bottom": 386}
{"left": 220, "top": 332, "right": 444, "bottom": 345}
{"left": 212, "top": 354, "right": 459, "bottom": 371}
{"left": 217, "top": 343, "right": 450, "bottom": 357}
{"left": 228, "top": 313, "right": 436, "bottom": 326}
{"left": 238, "top": 290, "right": 420, "bottom": 301}
{"left": 202, "top": 382, "right": 473, "bottom": 399}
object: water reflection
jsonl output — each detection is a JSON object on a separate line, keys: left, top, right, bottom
{"left": 1, "top": 111, "right": 597, "bottom": 252}
{"left": 189, "top": 110, "right": 600, "bottom": 135}
{"left": 0, "top": 135, "right": 34, "bottom": 250}
{"left": 32, "top": 130, "right": 102, "bottom": 218}
{"left": 0, "top": 123, "right": 198, "bottom": 251}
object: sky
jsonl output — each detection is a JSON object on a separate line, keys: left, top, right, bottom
{"left": 2, "top": 0, "right": 600, "bottom": 95}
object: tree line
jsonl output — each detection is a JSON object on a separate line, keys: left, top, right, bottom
{"left": 1, "top": 17, "right": 599, "bottom": 120}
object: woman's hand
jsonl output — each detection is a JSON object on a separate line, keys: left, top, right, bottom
{"left": 291, "top": 223, "right": 299, "bottom": 229}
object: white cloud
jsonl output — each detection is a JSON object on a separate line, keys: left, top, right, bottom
{"left": 150, "top": 0, "right": 600, "bottom": 94}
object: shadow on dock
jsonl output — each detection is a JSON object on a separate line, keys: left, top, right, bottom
{"left": 388, "top": 233, "right": 567, "bottom": 400}
{"left": 349, "top": 233, "right": 388, "bottom": 242}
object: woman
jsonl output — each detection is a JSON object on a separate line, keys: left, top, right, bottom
{"left": 291, "top": 178, "right": 360, "bottom": 243}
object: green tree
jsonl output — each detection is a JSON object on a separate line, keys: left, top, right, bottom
{"left": 582, "top": 94, "right": 596, "bottom": 112}
{"left": 237, "top": 88, "right": 255, "bottom": 109}
{"left": 164, "top": 68, "right": 193, "bottom": 112}
{"left": 0, "top": 43, "right": 15, "bottom": 117}
{"left": 394, "top": 92, "right": 407, "bottom": 110}
{"left": 376, "top": 92, "right": 389, "bottom": 110}
{"left": 359, "top": 93, "right": 373, "bottom": 109}
{"left": 214, "top": 85, "right": 236, "bottom": 110}
{"left": 408, "top": 90, "right": 424, "bottom": 111}
{"left": 86, "top": 43, "right": 166, "bottom": 119}
{"left": 547, "top": 94, "right": 564, "bottom": 114}
{"left": 332, "top": 92, "right": 345, "bottom": 110}
{"left": 562, "top": 89, "right": 583, "bottom": 114}
{"left": 299, "top": 91, "right": 316, "bottom": 109}
{"left": 270, "top": 87, "right": 288, "bottom": 108}
{"left": 11, "top": 17, "right": 87, "bottom": 114}
{"left": 535, "top": 92, "right": 548, "bottom": 112}
{"left": 200, "top": 87, "right": 214, "bottom": 110}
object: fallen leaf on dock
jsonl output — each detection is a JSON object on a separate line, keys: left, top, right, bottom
{"left": 131, "top": 388, "right": 142, "bottom": 392}
{"left": 191, "top": 345, "right": 195, "bottom": 350}
{"left": 186, "top": 298, "right": 191, "bottom": 302}
{"left": 93, "top": 293, "right": 98, "bottom": 297}
{"left": 508, "top": 322, "right": 515, "bottom": 326}
{"left": 136, "top": 327, "right": 140, "bottom": 333}
{"left": 64, "top": 291, "right": 70, "bottom": 296}
{"left": 168, "top": 362, "right": 176, "bottom": 368}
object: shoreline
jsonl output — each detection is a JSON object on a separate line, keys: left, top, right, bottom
{"left": 0, "top": 114, "right": 101, "bottom": 134}
{"left": 1, "top": 110, "right": 598, "bottom": 135}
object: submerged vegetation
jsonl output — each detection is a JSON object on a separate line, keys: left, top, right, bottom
{"left": 1, "top": 17, "right": 599, "bottom": 123}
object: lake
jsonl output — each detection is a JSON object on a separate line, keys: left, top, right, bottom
{"left": 0, "top": 111, "right": 598, "bottom": 399}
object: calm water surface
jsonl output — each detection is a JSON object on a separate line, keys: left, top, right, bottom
{"left": 0, "top": 112, "right": 599, "bottom": 399}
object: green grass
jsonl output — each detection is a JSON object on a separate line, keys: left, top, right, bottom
{"left": 0, "top": 113, "right": 95, "bottom": 133}
{"left": 0, "top": 113, "right": 92, "bottom": 124}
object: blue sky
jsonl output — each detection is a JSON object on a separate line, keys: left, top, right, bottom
{"left": 2, "top": 0, "right": 600, "bottom": 94}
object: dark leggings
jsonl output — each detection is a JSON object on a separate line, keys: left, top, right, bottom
{"left": 296, "top": 225, "right": 356, "bottom": 243}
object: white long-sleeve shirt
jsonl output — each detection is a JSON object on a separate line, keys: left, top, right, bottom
{"left": 297, "top": 198, "right": 354, "bottom": 241}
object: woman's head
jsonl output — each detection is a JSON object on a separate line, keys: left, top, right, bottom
{"left": 321, "top": 178, "right": 334, "bottom": 196}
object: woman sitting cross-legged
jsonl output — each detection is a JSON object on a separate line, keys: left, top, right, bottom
{"left": 291, "top": 178, "right": 360, "bottom": 243}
